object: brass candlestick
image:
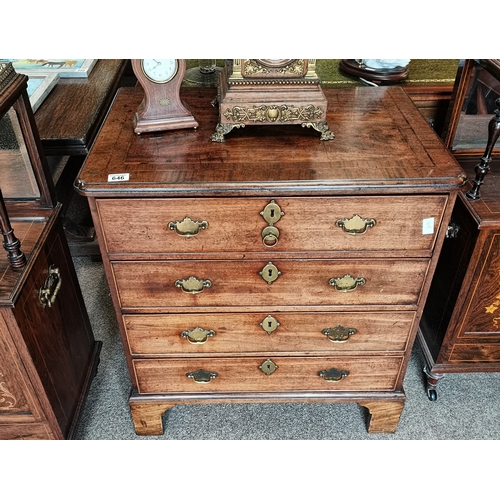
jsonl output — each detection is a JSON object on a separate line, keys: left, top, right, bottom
{"left": 0, "top": 189, "right": 26, "bottom": 270}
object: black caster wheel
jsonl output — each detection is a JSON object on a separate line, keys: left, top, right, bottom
{"left": 427, "top": 389, "right": 437, "bottom": 401}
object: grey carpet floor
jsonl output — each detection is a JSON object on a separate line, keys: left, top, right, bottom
{"left": 72, "top": 256, "right": 500, "bottom": 440}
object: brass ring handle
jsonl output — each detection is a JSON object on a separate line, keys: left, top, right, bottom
{"left": 38, "top": 265, "right": 62, "bottom": 308}
{"left": 329, "top": 274, "right": 366, "bottom": 292}
{"left": 175, "top": 276, "right": 212, "bottom": 294}
{"left": 261, "top": 226, "right": 280, "bottom": 247}
{"left": 181, "top": 327, "right": 216, "bottom": 344}
{"left": 318, "top": 367, "right": 350, "bottom": 382}
{"left": 168, "top": 216, "right": 208, "bottom": 237}
{"left": 322, "top": 325, "right": 357, "bottom": 343}
{"left": 186, "top": 369, "right": 218, "bottom": 384}
{"left": 335, "top": 214, "right": 376, "bottom": 235}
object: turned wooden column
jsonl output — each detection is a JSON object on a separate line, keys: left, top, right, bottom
{"left": 466, "top": 97, "right": 500, "bottom": 200}
{"left": 0, "top": 189, "right": 26, "bottom": 270}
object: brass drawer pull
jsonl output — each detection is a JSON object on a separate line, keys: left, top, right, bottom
{"left": 318, "top": 367, "right": 349, "bottom": 382}
{"left": 168, "top": 216, "right": 208, "bottom": 237}
{"left": 38, "top": 265, "right": 62, "bottom": 308}
{"left": 329, "top": 274, "right": 366, "bottom": 292}
{"left": 335, "top": 214, "right": 376, "bottom": 235}
{"left": 261, "top": 226, "right": 280, "bottom": 247}
{"left": 175, "top": 276, "right": 212, "bottom": 294}
{"left": 260, "top": 200, "right": 284, "bottom": 247}
{"left": 322, "top": 325, "right": 357, "bottom": 343}
{"left": 186, "top": 369, "right": 218, "bottom": 384}
{"left": 181, "top": 327, "right": 216, "bottom": 344}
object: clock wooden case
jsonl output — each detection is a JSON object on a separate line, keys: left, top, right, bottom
{"left": 211, "top": 59, "right": 334, "bottom": 142}
{"left": 131, "top": 59, "right": 198, "bottom": 134}
{"left": 0, "top": 63, "right": 101, "bottom": 439}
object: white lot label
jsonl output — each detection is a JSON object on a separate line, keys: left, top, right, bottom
{"left": 108, "top": 173, "right": 130, "bottom": 182}
{"left": 422, "top": 217, "right": 435, "bottom": 235}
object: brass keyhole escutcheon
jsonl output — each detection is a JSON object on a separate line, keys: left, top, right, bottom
{"left": 335, "top": 214, "right": 376, "bottom": 235}
{"left": 259, "top": 262, "right": 281, "bottom": 284}
{"left": 322, "top": 325, "right": 357, "bottom": 343}
{"left": 260, "top": 200, "right": 284, "bottom": 225}
{"left": 260, "top": 315, "right": 280, "bottom": 334}
{"left": 259, "top": 359, "right": 278, "bottom": 375}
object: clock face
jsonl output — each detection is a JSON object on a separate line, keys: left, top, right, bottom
{"left": 141, "top": 59, "right": 178, "bottom": 83}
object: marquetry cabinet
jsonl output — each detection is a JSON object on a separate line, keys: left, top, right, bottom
{"left": 76, "top": 85, "right": 465, "bottom": 434}
{"left": 418, "top": 59, "right": 500, "bottom": 400}
{"left": 0, "top": 63, "right": 100, "bottom": 439}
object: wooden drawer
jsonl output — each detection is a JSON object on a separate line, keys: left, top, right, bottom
{"left": 112, "top": 258, "right": 429, "bottom": 310}
{"left": 124, "top": 311, "right": 415, "bottom": 355}
{"left": 133, "top": 355, "right": 404, "bottom": 393}
{"left": 96, "top": 196, "right": 446, "bottom": 255}
{"left": 449, "top": 343, "right": 500, "bottom": 362}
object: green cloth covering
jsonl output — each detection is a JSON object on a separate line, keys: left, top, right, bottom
{"left": 185, "top": 59, "right": 460, "bottom": 87}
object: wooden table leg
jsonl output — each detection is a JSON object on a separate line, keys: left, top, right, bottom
{"left": 129, "top": 401, "right": 176, "bottom": 436}
{"left": 359, "top": 400, "right": 405, "bottom": 433}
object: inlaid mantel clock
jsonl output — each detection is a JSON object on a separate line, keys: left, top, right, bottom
{"left": 211, "top": 59, "right": 334, "bottom": 142}
{"left": 131, "top": 59, "right": 199, "bottom": 134}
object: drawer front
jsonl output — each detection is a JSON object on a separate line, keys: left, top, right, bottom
{"left": 124, "top": 311, "right": 415, "bottom": 355}
{"left": 133, "top": 356, "right": 404, "bottom": 393}
{"left": 112, "top": 259, "right": 429, "bottom": 309}
{"left": 449, "top": 343, "right": 500, "bottom": 363}
{"left": 97, "top": 196, "right": 446, "bottom": 255}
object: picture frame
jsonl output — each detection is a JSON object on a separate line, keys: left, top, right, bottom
{"left": 0, "top": 59, "right": 97, "bottom": 78}
{"left": 25, "top": 72, "right": 60, "bottom": 112}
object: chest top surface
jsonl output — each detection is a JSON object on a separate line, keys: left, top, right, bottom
{"left": 76, "top": 86, "right": 466, "bottom": 197}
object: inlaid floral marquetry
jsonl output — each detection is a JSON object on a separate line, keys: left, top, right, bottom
{"left": 0, "top": 373, "right": 18, "bottom": 410}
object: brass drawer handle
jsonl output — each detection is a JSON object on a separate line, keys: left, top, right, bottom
{"left": 322, "top": 325, "right": 357, "bottom": 343}
{"left": 318, "top": 367, "right": 349, "bottom": 382}
{"left": 168, "top": 216, "right": 208, "bottom": 237}
{"left": 261, "top": 226, "right": 280, "bottom": 247}
{"left": 181, "top": 327, "right": 216, "bottom": 344}
{"left": 186, "top": 369, "right": 218, "bottom": 384}
{"left": 175, "top": 276, "right": 212, "bottom": 294}
{"left": 335, "top": 214, "right": 376, "bottom": 235}
{"left": 38, "top": 265, "right": 62, "bottom": 308}
{"left": 329, "top": 274, "right": 366, "bottom": 292}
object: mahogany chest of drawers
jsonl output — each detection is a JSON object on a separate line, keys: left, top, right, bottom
{"left": 76, "top": 85, "right": 465, "bottom": 434}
